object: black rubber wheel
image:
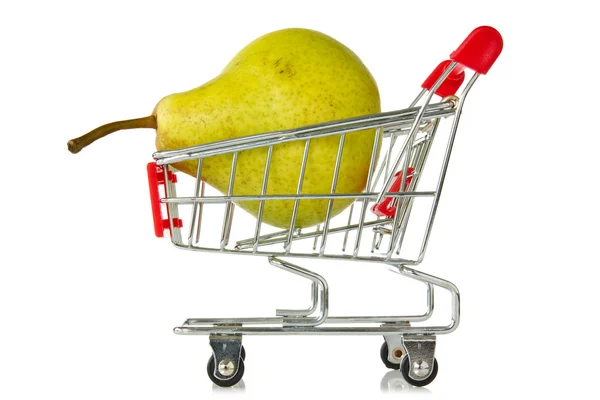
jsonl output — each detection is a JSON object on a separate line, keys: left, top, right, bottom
{"left": 400, "top": 356, "right": 438, "bottom": 387}
{"left": 207, "top": 355, "right": 245, "bottom": 387}
{"left": 240, "top": 346, "right": 246, "bottom": 361}
{"left": 380, "top": 341, "right": 401, "bottom": 370}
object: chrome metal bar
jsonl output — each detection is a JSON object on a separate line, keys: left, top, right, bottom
{"left": 236, "top": 218, "right": 393, "bottom": 250}
{"left": 342, "top": 203, "right": 354, "bottom": 252}
{"left": 393, "top": 264, "right": 459, "bottom": 334}
{"left": 384, "top": 138, "right": 423, "bottom": 258}
{"left": 163, "top": 191, "right": 436, "bottom": 205}
{"left": 395, "top": 119, "right": 440, "bottom": 254}
{"left": 386, "top": 194, "right": 405, "bottom": 259}
{"left": 396, "top": 146, "right": 423, "bottom": 254}
{"left": 395, "top": 197, "right": 414, "bottom": 256}
{"left": 277, "top": 282, "right": 318, "bottom": 317}
{"left": 184, "top": 317, "right": 283, "bottom": 325}
{"left": 313, "top": 225, "right": 320, "bottom": 251}
{"left": 188, "top": 159, "right": 203, "bottom": 245}
{"left": 384, "top": 131, "right": 396, "bottom": 181}
{"left": 387, "top": 132, "right": 422, "bottom": 259}
{"left": 153, "top": 104, "right": 452, "bottom": 159}
{"left": 353, "top": 127, "right": 383, "bottom": 257}
{"left": 154, "top": 105, "right": 456, "bottom": 164}
{"left": 320, "top": 133, "right": 346, "bottom": 255}
{"left": 220, "top": 152, "right": 238, "bottom": 249}
{"left": 382, "top": 126, "right": 410, "bottom": 138}
{"left": 175, "top": 326, "right": 453, "bottom": 335}
{"left": 173, "top": 241, "right": 421, "bottom": 264}
{"left": 410, "top": 89, "right": 427, "bottom": 108}
{"left": 418, "top": 73, "right": 479, "bottom": 263}
{"left": 194, "top": 182, "right": 205, "bottom": 245}
{"left": 253, "top": 146, "right": 274, "bottom": 252}
{"left": 240, "top": 229, "right": 288, "bottom": 247}
{"left": 268, "top": 257, "right": 328, "bottom": 327}
{"left": 285, "top": 140, "right": 311, "bottom": 253}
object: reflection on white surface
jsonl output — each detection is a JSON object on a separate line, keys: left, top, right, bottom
{"left": 212, "top": 380, "right": 246, "bottom": 393}
{"left": 380, "top": 370, "right": 431, "bottom": 394}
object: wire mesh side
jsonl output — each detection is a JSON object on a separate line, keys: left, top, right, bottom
{"left": 152, "top": 58, "right": 492, "bottom": 263}
{"left": 159, "top": 105, "right": 454, "bottom": 263}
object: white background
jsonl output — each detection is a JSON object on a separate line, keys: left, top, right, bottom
{"left": 1, "top": 0, "right": 599, "bottom": 398}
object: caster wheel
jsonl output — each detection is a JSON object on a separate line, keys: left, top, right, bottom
{"left": 401, "top": 356, "right": 438, "bottom": 387}
{"left": 207, "top": 355, "right": 245, "bottom": 387}
{"left": 240, "top": 346, "right": 246, "bottom": 360}
{"left": 380, "top": 341, "right": 401, "bottom": 370}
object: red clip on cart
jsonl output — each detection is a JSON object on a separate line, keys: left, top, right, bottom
{"left": 147, "top": 26, "right": 503, "bottom": 387}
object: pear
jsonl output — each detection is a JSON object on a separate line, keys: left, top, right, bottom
{"left": 68, "top": 28, "right": 381, "bottom": 229}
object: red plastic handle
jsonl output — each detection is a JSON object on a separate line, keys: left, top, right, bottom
{"left": 371, "top": 168, "right": 415, "bottom": 218}
{"left": 147, "top": 162, "right": 181, "bottom": 238}
{"left": 422, "top": 60, "right": 465, "bottom": 97}
{"left": 450, "top": 26, "right": 503, "bottom": 75}
{"left": 422, "top": 26, "right": 503, "bottom": 96}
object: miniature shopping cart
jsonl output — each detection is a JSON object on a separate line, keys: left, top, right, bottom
{"left": 146, "top": 26, "right": 502, "bottom": 387}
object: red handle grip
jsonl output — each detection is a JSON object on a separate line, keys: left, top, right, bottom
{"left": 422, "top": 60, "right": 465, "bottom": 97}
{"left": 450, "top": 25, "right": 503, "bottom": 75}
{"left": 371, "top": 168, "right": 415, "bottom": 218}
{"left": 422, "top": 26, "right": 503, "bottom": 96}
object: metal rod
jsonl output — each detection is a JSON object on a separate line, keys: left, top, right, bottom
{"left": 285, "top": 139, "right": 311, "bottom": 253}
{"left": 313, "top": 225, "right": 320, "bottom": 251}
{"left": 172, "top": 240, "right": 422, "bottom": 264}
{"left": 386, "top": 135, "right": 421, "bottom": 259}
{"left": 153, "top": 104, "right": 452, "bottom": 159}
{"left": 342, "top": 203, "right": 354, "bottom": 252}
{"left": 174, "top": 325, "right": 456, "bottom": 335}
{"left": 395, "top": 119, "right": 440, "bottom": 254}
{"left": 188, "top": 159, "right": 203, "bottom": 245}
{"left": 162, "top": 191, "right": 436, "bottom": 205}
{"left": 320, "top": 133, "right": 346, "bottom": 255}
{"left": 194, "top": 182, "right": 205, "bottom": 245}
{"left": 276, "top": 282, "right": 319, "bottom": 317}
{"left": 268, "top": 257, "right": 328, "bottom": 327}
{"left": 154, "top": 105, "right": 456, "bottom": 164}
{"left": 241, "top": 229, "right": 288, "bottom": 247}
{"left": 253, "top": 146, "right": 274, "bottom": 252}
{"left": 220, "top": 152, "right": 238, "bottom": 249}
{"left": 409, "top": 88, "right": 427, "bottom": 108}
{"left": 418, "top": 73, "right": 479, "bottom": 263}
{"left": 236, "top": 218, "right": 393, "bottom": 250}
{"left": 354, "top": 127, "right": 383, "bottom": 257}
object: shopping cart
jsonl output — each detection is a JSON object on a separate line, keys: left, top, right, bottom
{"left": 147, "top": 26, "right": 503, "bottom": 387}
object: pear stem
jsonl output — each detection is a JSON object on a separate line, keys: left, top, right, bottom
{"left": 67, "top": 115, "right": 157, "bottom": 154}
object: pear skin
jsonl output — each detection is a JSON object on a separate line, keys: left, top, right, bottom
{"left": 69, "top": 28, "right": 381, "bottom": 229}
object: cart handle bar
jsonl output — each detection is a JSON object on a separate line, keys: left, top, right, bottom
{"left": 422, "top": 26, "right": 503, "bottom": 97}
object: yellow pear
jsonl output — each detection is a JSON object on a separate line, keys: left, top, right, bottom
{"left": 68, "top": 28, "right": 381, "bottom": 229}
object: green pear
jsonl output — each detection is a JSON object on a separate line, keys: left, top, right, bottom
{"left": 68, "top": 28, "right": 381, "bottom": 229}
